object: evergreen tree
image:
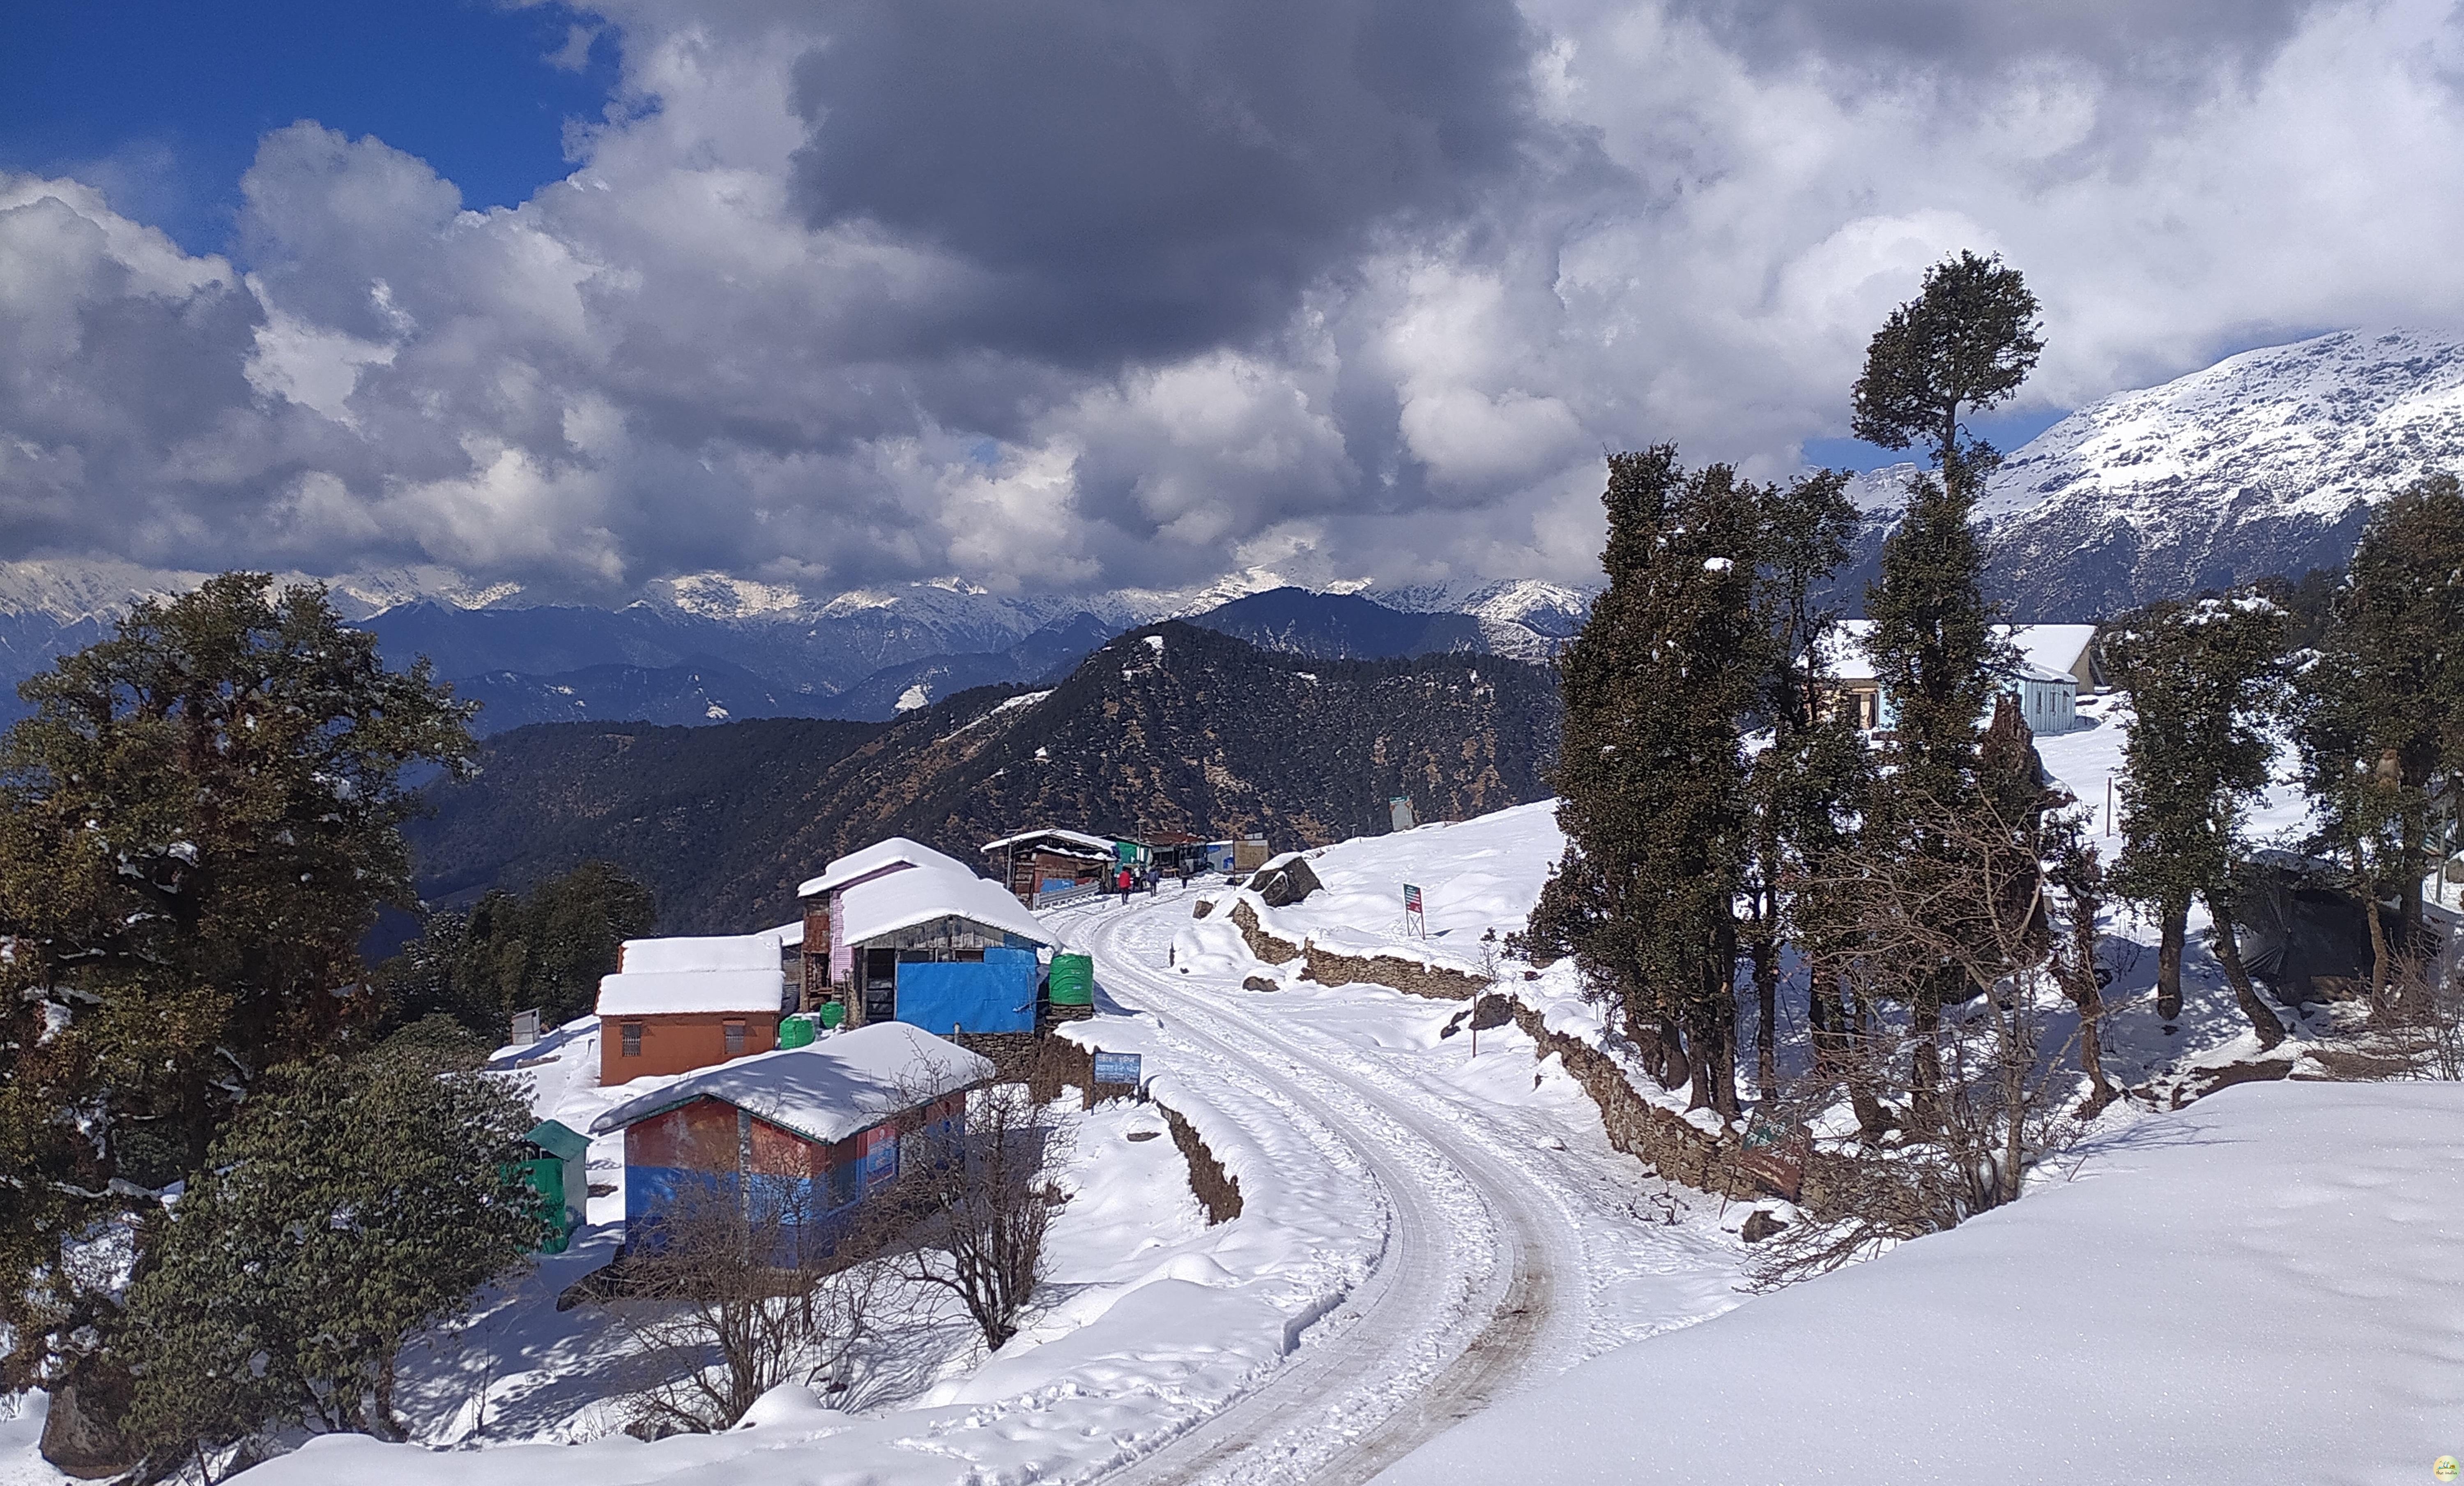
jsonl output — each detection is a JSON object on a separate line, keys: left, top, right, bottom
{"left": 1849, "top": 251, "right": 2042, "bottom": 1130}
{"left": 118, "top": 1042, "right": 545, "bottom": 1465}
{"left": 1743, "top": 469, "right": 1867, "bottom": 1097}
{"left": 2296, "top": 474, "right": 2464, "bottom": 1000}
{"left": 2107, "top": 594, "right": 2293, "bottom": 1044}
{"left": 1534, "top": 449, "right": 1765, "bottom": 1116}
{"left": 0, "top": 575, "right": 474, "bottom": 1412}
{"left": 380, "top": 860, "right": 657, "bottom": 1035}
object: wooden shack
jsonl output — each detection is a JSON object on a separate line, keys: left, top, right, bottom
{"left": 596, "top": 933, "right": 788, "bottom": 1085}
{"left": 589, "top": 1024, "right": 994, "bottom": 1256}
{"left": 981, "top": 828, "right": 1116, "bottom": 905}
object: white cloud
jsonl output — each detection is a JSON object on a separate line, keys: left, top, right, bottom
{"left": 5, "top": 0, "right": 2464, "bottom": 599}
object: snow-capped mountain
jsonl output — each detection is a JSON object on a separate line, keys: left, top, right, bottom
{"left": 0, "top": 558, "right": 1589, "bottom": 731}
{"left": 1820, "top": 329, "right": 2464, "bottom": 617}
{"left": 1972, "top": 328, "right": 2464, "bottom": 615}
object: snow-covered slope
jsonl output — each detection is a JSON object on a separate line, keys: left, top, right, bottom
{"left": 1979, "top": 328, "right": 2464, "bottom": 615}
{"left": 1376, "top": 1079, "right": 2464, "bottom": 1486}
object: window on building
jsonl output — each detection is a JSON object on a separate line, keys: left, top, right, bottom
{"left": 620, "top": 1022, "right": 643, "bottom": 1057}
{"left": 724, "top": 1020, "right": 747, "bottom": 1057}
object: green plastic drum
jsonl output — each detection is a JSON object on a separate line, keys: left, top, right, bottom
{"left": 777, "top": 1013, "right": 817, "bottom": 1049}
{"left": 1047, "top": 953, "right": 1095, "bottom": 1007}
{"left": 817, "top": 1002, "right": 847, "bottom": 1030}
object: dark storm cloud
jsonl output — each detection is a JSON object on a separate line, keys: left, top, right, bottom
{"left": 787, "top": 0, "right": 1561, "bottom": 368}
{"left": 1674, "top": 0, "right": 2329, "bottom": 77}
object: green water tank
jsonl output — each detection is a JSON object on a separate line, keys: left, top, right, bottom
{"left": 1048, "top": 953, "right": 1094, "bottom": 1007}
{"left": 777, "top": 1013, "right": 817, "bottom": 1049}
{"left": 817, "top": 1002, "right": 847, "bottom": 1030}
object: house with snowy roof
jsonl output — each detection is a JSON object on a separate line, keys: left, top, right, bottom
{"left": 590, "top": 1023, "right": 993, "bottom": 1256}
{"left": 794, "top": 837, "right": 1055, "bottom": 1032}
{"left": 1821, "top": 622, "right": 2099, "bottom": 737}
{"left": 980, "top": 827, "right": 1118, "bottom": 905}
{"left": 597, "top": 932, "right": 789, "bottom": 1084}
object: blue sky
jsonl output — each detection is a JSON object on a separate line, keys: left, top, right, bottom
{"left": 0, "top": 0, "right": 615, "bottom": 255}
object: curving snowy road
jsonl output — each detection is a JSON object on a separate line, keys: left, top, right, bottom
{"left": 1057, "top": 889, "right": 1742, "bottom": 1486}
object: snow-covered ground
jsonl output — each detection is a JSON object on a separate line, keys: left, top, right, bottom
{"left": 7, "top": 695, "right": 2451, "bottom": 1486}
{"left": 1375, "top": 1080, "right": 2464, "bottom": 1486}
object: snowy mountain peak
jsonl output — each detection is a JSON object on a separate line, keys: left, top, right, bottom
{"left": 1983, "top": 327, "right": 2464, "bottom": 526}
{"left": 1970, "top": 326, "right": 2464, "bottom": 615}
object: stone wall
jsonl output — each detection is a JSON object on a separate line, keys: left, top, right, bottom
{"left": 1224, "top": 897, "right": 1484, "bottom": 999}
{"left": 1160, "top": 1102, "right": 1243, "bottom": 1224}
{"left": 1505, "top": 1002, "right": 1850, "bottom": 1217}
{"left": 1301, "top": 943, "right": 1487, "bottom": 1000}
{"left": 1226, "top": 899, "right": 1303, "bottom": 963}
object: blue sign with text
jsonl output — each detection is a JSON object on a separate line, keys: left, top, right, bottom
{"left": 1092, "top": 1051, "right": 1143, "bottom": 1085}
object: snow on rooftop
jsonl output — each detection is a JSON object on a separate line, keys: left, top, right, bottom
{"left": 595, "top": 967, "right": 785, "bottom": 1018}
{"left": 1378, "top": 1081, "right": 2464, "bottom": 1486}
{"left": 1817, "top": 620, "right": 2094, "bottom": 686}
{"left": 981, "top": 827, "right": 1118, "bottom": 855}
{"left": 620, "top": 933, "right": 781, "bottom": 974}
{"left": 589, "top": 1025, "right": 994, "bottom": 1147}
{"left": 798, "top": 835, "right": 974, "bottom": 898}
{"left": 837, "top": 862, "right": 1054, "bottom": 947}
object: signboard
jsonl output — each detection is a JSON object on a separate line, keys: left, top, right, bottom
{"left": 863, "top": 1124, "right": 899, "bottom": 1186}
{"left": 1389, "top": 795, "right": 1417, "bottom": 832}
{"left": 1091, "top": 1051, "right": 1143, "bottom": 1085}
{"left": 1734, "top": 1117, "right": 1811, "bottom": 1202}
{"left": 1402, "top": 883, "right": 1423, "bottom": 912}
{"left": 1402, "top": 882, "right": 1426, "bottom": 940}
{"left": 510, "top": 1008, "right": 541, "bottom": 1046}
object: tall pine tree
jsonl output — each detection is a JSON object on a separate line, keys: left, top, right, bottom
{"left": 0, "top": 575, "right": 474, "bottom": 1440}
{"left": 2108, "top": 594, "right": 2293, "bottom": 1044}
{"left": 2297, "top": 474, "right": 2464, "bottom": 1001}
{"left": 1535, "top": 449, "right": 1765, "bottom": 1117}
{"left": 1850, "top": 250, "right": 2042, "bottom": 1130}
{"left": 1743, "top": 469, "right": 1866, "bottom": 1097}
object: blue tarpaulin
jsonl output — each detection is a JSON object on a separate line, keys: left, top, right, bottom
{"left": 896, "top": 946, "right": 1039, "bottom": 1034}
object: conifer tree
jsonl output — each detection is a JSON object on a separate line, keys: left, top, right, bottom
{"left": 119, "top": 1044, "right": 544, "bottom": 1465}
{"left": 1535, "top": 449, "right": 1765, "bottom": 1116}
{"left": 2297, "top": 474, "right": 2464, "bottom": 1002}
{"left": 1743, "top": 469, "right": 1866, "bottom": 1096}
{"left": 1849, "top": 250, "right": 2042, "bottom": 1129}
{"left": 2108, "top": 594, "right": 2293, "bottom": 1044}
{"left": 0, "top": 574, "right": 474, "bottom": 1428}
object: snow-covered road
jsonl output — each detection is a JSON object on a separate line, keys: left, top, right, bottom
{"left": 1061, "top": 887, "right": 1740, "bottom": 1486}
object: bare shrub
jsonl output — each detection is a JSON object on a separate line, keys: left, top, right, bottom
{"left": 606, "top": 1177, "right": 881, "bottom": 1435}
{"left": 2369, "top": 943, "right": 2464, "bottom": 1081}
{"left": 886, "top": 1084, "right": 1071, "bottom": 1352}
{"left": 1756, "top": 789, "right": 2094, "bottom": 1288}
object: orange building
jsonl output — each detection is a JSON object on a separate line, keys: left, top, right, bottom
{"left": 597, "top": 933, "right": 789, "bottom": 1085}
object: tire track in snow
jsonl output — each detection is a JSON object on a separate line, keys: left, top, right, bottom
{"left": 1066, "top": 897, "right": 1592, "bottom": 1486}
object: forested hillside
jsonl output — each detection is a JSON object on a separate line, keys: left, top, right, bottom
{"left": 407, "top": 622, "right": 1561, "bottom": 932}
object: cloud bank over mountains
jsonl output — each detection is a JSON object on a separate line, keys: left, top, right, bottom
{"left": 3, "top": 0, "right": 2459, "bottom": 602}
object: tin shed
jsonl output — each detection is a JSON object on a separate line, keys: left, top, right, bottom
{"left": 589, "top": 1025, "right": 994, "bottom": 1253}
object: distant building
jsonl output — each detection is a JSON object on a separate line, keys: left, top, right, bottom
{"left": 1820, "top": 622, "right": 2099, "bottom": 737}
{"left": 597, "top": 933, "right": 789, "bottom": 1084}
{"left": 982, "top": 827, "right": 1118, "bottom": 905}
{"left": 589, "top": 1024, "right": 993, "bottom": 1256}
{"left": 796, "top": 838, "right": 1055, "bottom": 1029}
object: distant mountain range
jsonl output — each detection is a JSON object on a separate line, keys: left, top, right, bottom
{"left": 407, "top": 622, "right": 1562, "bottom": 932}
{"left": 7, "top": 326, "right": 2461, "bottom": 723}
{"left": 0, "top": 561, "right": 1590, "bottom": 733}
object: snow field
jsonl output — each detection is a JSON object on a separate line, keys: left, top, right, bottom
{"left": 1376, "top": 1081, "right": 2464, "bottom": 1486}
